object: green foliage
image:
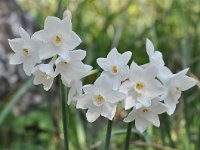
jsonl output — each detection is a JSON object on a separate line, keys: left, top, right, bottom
{"left": 0, "top": 0, "right": 199, "bottom": 149}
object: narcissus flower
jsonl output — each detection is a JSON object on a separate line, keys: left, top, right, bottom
{"left": 146, "top": 38, "right": 164, "bottom": 67}
{"left": 162, "top": 68, "right": 197, "bottom": 115}
{"left": 76, "top": 75, "right": 125, "bottom": 122}
{"left": 97, "top": 48, "right": 132, "bottom": 90}
{"left": 54, "top": 50, "right": 92, "bottom": 85}
{"left": 8, "top": 27, "right": 41, "bottom": 76}
{"left": 124, "top": 100, "right": 168, "bottom": 133}
{"left": 120, "top": 61, "right": 163, "bottom": 109}
{"left": 32, "top": 64, "right": 55, "bottom": 91}
{"left": 33, "top": 16, "right": 81, "bottom": 60}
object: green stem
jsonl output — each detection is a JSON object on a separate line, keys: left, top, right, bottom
{"left": 60, "top": 79, "right": 69, "bottom": 150}
{"left": 104, "top": 120, "right": 113, "bottom": 150}
{"left": 124, "top": 122, "right": 132, "bottom": 150}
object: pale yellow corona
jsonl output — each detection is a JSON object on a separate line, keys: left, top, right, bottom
{"left": 136, "top": 82, "right": 144, "bottom": 90}
{"left": 23, "top": 48, "right": 29, "bottom": 55}
{"left": 112, "top": 65, "right": 117, "bottom": 73}
{"left": 142, "top": 108, "right": 148, "bottom": 113}
{"left": 97, "top": 95, "right": 104, "bottom": 104}
{"left": 55, "top": 35, "right": 61, "bottom": 43}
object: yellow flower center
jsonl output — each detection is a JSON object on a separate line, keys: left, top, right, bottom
{"left": 136, "top": 82, "right": 144, "bottom": 90}
{"left": 142, "top": 108, "right": 148, "bottom": 113}
{"left": 63, "top": 61, "right": 68, "bottom": 64}
{"left": 22, "top": 48, "right": 29, "bottom": 55}
{"left": 97, "top": 95, "right": 104, "bottom": 104}
{"left": 112, "top": 65, "right": 117, "bottom": 73}
{"left": 55, "top": 35, "right": 61, "bottom": 43}
{"left": 176, "top": 86, "right": 180, "bottom": 91}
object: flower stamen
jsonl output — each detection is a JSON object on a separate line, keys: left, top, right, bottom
{"left": 55, "top": 35, "right": 61, "bottom": 43}
{"left": 97, "top": 95, "right": 104, "bottom": 104}
{"left": 22, "top": 48, "right": 29, "bottom": 55}
{"left": 112, "top": 65, "right": 117, "bottom": 73}
{"left": 136, "top": 82, "right": 144, "bottom": 90}
{"left": 142, "top": 108, "right": 148, "bottom": 113}
{"left": 63, "top": 61, "right": 68, "bottom": 64}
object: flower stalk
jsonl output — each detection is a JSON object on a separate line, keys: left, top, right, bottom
{"left": 60, "top": 78, "right": 69, "bottom": 150}
{"left": 124, "top": 122, "right": 132, "bottom": 150}
{"left": 104, "top": 120, "right": 113, "bottom": 150}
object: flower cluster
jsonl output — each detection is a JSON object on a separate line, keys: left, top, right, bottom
{"left": 76, "top": 40, "right": 197, "bottom": 133}
{"left": 9, "top": 13, "right": 197, "bottom": 133}
{"left": 8, "top": 14, "right": 92, "bottom": 104}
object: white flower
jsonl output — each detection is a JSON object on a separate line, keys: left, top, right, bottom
{"left": 97, "top": 48, "right": 132, "bottom": 90}
{"left": 76, "top": 75, "right": 125, "bottom": 122}
{"left": 146, "top": 39, "right": 164, "bottom": 67}
{"left": 8, "top": 27, "right": 41, "bottom": 76}
{"left": 33, "top": 16, "right": 81, "bottom": 60}
{"left": 54, "top": 50, "right": 92, "bottom": 85}
{"left": 124, "top": 100, "right": 168, "bottom": 133}
{"left": 162, "top": 68, "right": 197, "bottom": 115}
{"left": 120, "top": 61, "right": 163, "bottom": 109}
{"left": 62, "top": 79, "right": 82, "bottom": 105}
{"left": 32, "top": 64, "right": 55, "bottom": 91}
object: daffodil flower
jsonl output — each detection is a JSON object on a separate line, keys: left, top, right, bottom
{"left": 162, "top": 68, "right": 197, "bottom": 115}
{"left": 124, "top": 100, "right": 168, "bottom": 133}
{"left": 32, "top": 64, "right": 55, "bottom": 91}
{"left": 97, "top": 48, "right": 132, "bottom": 90}
{"left": 76, "top": 75, "right": 125, "bottom": 122}
{"left": 8, "top": 27, "right": 42, "bottom": 76}
{"left": 33, "top": 16, "right": 81, "bottom": 60}
{"left": 54, "top": 50, "right": 93, "bottom": 85}
{"left": 120, "top": 61, "right": 163, "bottom": 109}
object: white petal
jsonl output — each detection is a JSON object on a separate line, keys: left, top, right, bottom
{"left": 129, "top": 61, "right": 143, "bottom": 81}
{"left": 8, "top": 39, "right": 23, "bottom": 53}
{"left": 124, "top": 95, "right": 137, "bottom": 110}
{"left": 177, "top": 76, "right": 197, "bottom": 91}
{"left": 9, "top": 54, "right": 24, "bottom": 64}
{"left": 105, "top": 90, "right": 125, "bottom": 103}
{"left": 83, "top": 84, "right": 94, "bottom": 93}
{"left": 43, "top": 79, "right": 54, "bottom": 91}
{"left": 23, "top": 59, "right": 36, "bottom": 76}
{"left": 120, "top": 80, "right": 133, "bottom": 94}
{"left": 135, "top": 117, "right": 149, "bottom": 133}
{"left": 143, "top": 114, "right": 160, "bottom": 127}
{"left": 86, "top": 105, "right": 101, "bottom": 122}
{"left": 44, "top": 16, "right": 61, "bottom": 33}
{"left": 39, "top": 43, "right": 57, "bottom": 60}
{"left": 68, "top": 80, "right": 82, "bottom": 105}
{"left": 101, "top": 103, "right": 116, "bottom": 120}
{"left": 33, "top": 30, "right": 51, "bottom": 42}
{"left": 124, "top": 110, "right": 137, "bottom": 122}
{"left": 97, "top": 58, "right": 111, "bottom": 71}
{"left": 120, "top": 51, "right": 132, "bottom": 66}
{"left": 143, "top": 64, "right": 158, "bottom": 80}
{"left": 120, "top": 66, "right": 129, "bottom": 81}
{"left": 112, "top": 75, "right": 121, "bottom": 90}
{"left": 19, "top": 27, "right": 30, "bottom": 39}
{"left": 146, "top": 38, "right": 154, "bottom": 56}
{"left": 149, "top": 100, "right": 168, "bottom": 114}
{"left": 63, "top": 31, "right": 81, "bottom": 50}
{"left": 61, "top": 16, "right": 72, "bottom": 31}
{"left": 107, "top": 48, "right": 119, "bottom": 62}
{"left": 69, "top": 50, "right": 86, "bottom": 61}
{"left": 76, "top": 94, "right": 92, "bottom": 109}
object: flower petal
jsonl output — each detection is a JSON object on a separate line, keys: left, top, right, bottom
{"left": 76, "top": 94, "right": 92, "bottom": 109}
{"left": 19, "top": 27, "right": 30, "bottom": 39}
{"left": 124, "top": 110, "right": 137, "bottom": 122}
{"left": 9, "top": 54, "right": 24, "bottom": 64}
{"left": 135, "top": 117, "right": 149, "bottom": 133}
{"left": 44, "top": 16, "right": 61, "bottom": 33}
{"left": 101, "top": 103, "right": 116, "bottom": 120}
{"left": 39, "top": 43, "right": 57, "bottom": 60}
{"left": 97, "top": 58, "right": 111, "bottom": 71}
{"left": 146, "top": 38, "right": 154, "bottom": 56}
{"left": 86, "top": 105, "right": 101, "bottom": 122}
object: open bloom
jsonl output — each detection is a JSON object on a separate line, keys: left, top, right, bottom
{"left": 124, "top": 100, "right": 168, "bottom": 133}
{"left": 76, "top": 75, "right": 125, "bottom": 122}
{"left": 33, "top": 16, "right": 81, "bottom": 60}
{"left": 146, "top": 39, "right": 164, "bottom": 67}
{"left": 8, "top": 27, "right": 41, "bottom": 76}
{"left": 120, "top": 61, "right": 163, "bottom": 109}
{"left": 32, "top": 64, "right": 55, "bottom": 91}
{"left": 97, "top": 48, "right": 132, "bottom": 90}
{"left": 54, "top": 50, "right": 92, "bottom": 85}
{"left": 162, "top": 68, "right": 197, "bottom": 115}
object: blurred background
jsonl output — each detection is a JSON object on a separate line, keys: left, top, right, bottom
{"left": 0, "top": 0, "right": 200, "bottom": 149}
